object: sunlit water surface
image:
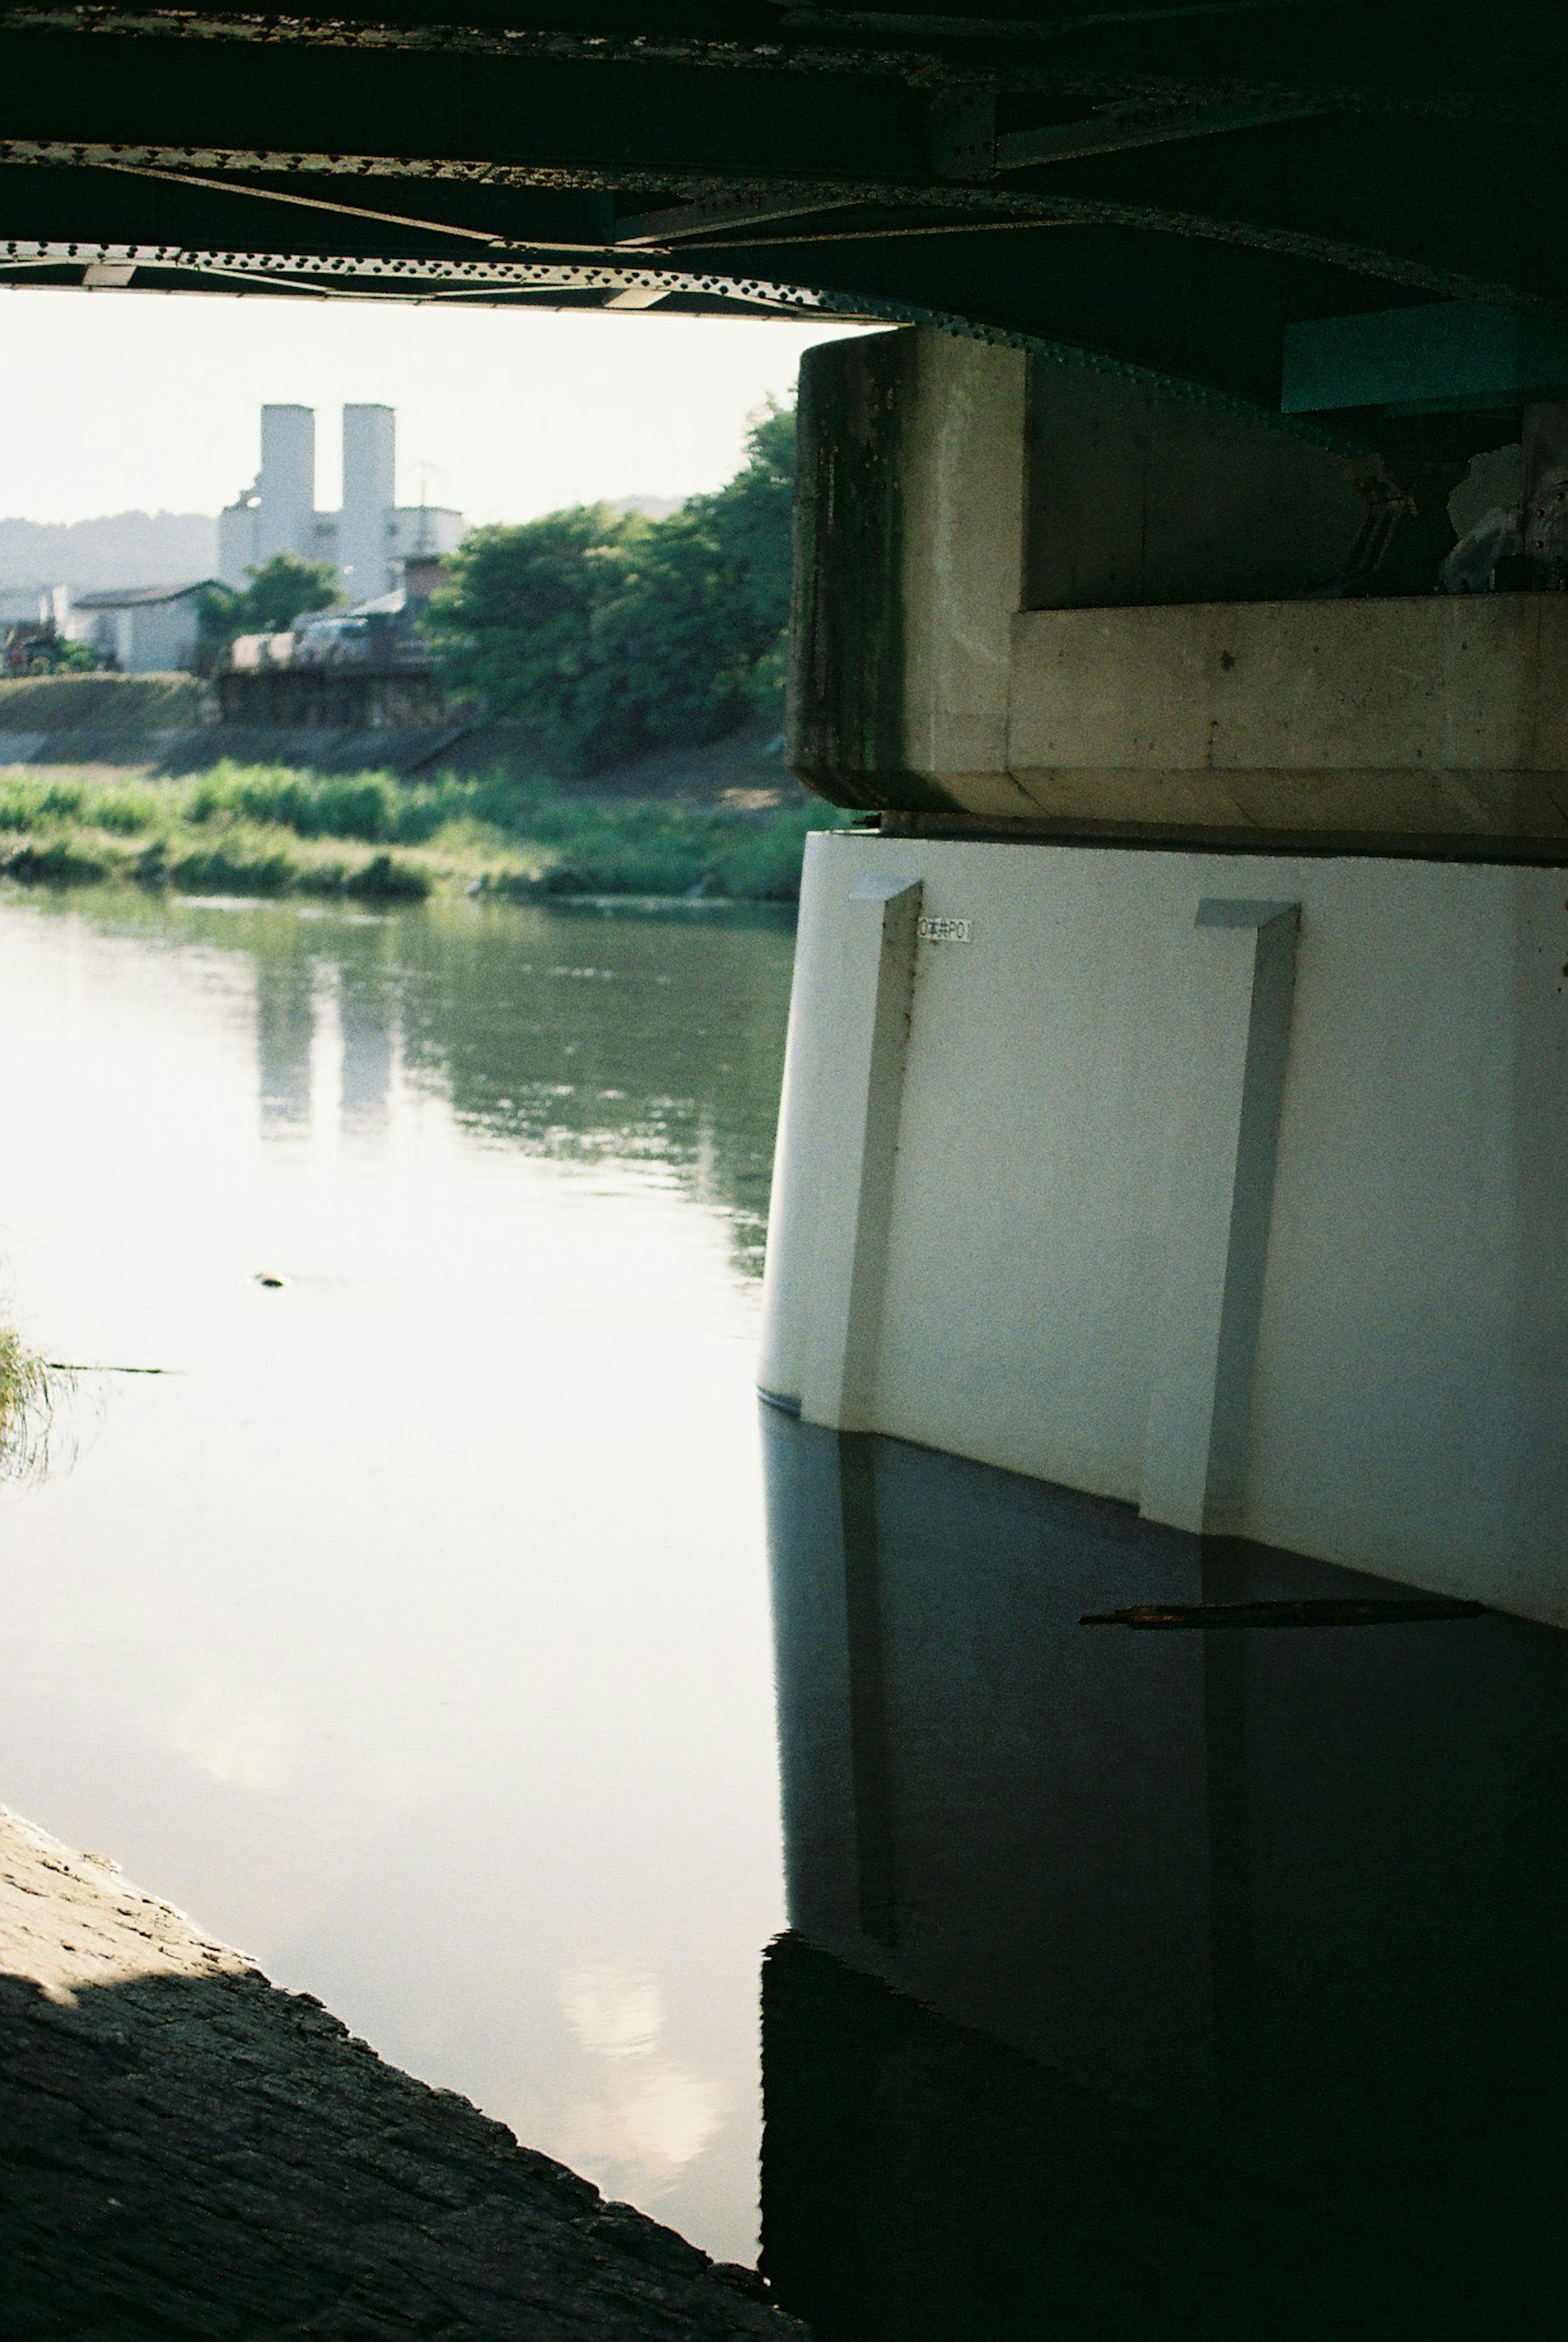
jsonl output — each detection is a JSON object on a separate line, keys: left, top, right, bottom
{"left": 0, "top": 887, "right": 795, "bottom": 2264}
{"left": 8, "top": 884, "right": 1567, "bottom": 2336}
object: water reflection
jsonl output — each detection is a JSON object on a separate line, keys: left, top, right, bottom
{"left": 20, "top": 888, "right": 795, "bottom": 1262}
{"left": 559, "top": 1956, "right": 729, "bottom": 2202}
{"left": 337, "top": 948, "right": 397, "bottom": 1142}
{"left": 760, "top": 1411, "right": 1568, "bottom": 2339}
{"left": 255, "top": 948, "right": 317, "bottom": 1136}
{"left": 11, "top": 882, "right": 1561, "bottom": 2319}
{"left": 0, "top": 889, "right": 795, "bottom": 2265}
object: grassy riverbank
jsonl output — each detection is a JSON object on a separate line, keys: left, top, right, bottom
{"left": 0, "top": 763, "right": 854, "bottom": 904}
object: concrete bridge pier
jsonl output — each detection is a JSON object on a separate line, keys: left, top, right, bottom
{"left": 760, "top": 328, "right": 1568, "bottom": 1624}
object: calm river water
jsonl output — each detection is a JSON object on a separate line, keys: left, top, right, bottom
{"left": 3, "top": 884, "right": 1566, "bottom": 2337}
{"left": 0, "top": 887, "right": 794, "bottom": 2264}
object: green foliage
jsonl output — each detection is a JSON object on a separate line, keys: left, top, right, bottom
{"left": 481, "top": 790, "right": 840, "bottom": 903}
{"left": 0, "top": 758, "right": 851, "bottom": 903}
{"left": 0, "top": 836, "right": 114, "bottom": 886}
{"left": 199, "top": 553, "right": 343, "bottom": 669}
{"left": 0, "top": 1321, "right": 66, "bottom": 1482}
{"left": 424, "top": 401, "right": 795, "bottom": 773}
{"left": 245, "top": 553, "right": 343, "bottom": 632}
{"left": 54, "top": 638, "right": 102, "bottom": 673}
{"left": 419, "top": 504, "right": 649, "bottom": 771}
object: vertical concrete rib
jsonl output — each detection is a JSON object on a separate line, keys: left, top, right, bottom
{"left": 794, "top": 870, "right": 922, "bottom": 1432}
{"left": 1142, "top": 899, "right": 1300, "bottom": 1535}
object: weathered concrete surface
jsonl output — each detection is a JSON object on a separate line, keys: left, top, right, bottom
{"left": 791, "top": 329, "right": 1568, "bottom": 853}
{"left": 0, "top": 1805, "right": 805, "bottom": 2341}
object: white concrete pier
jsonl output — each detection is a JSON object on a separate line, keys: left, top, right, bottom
{"left": 762, "top": 834, "right": 1567, "bottom": 1621}
{"left": 766, "top": 328, "right": 1568, "bottom": 1624}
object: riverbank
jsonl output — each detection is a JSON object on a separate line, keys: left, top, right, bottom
{"left": 0, "top": 762, "right": 852, "bottom": 904}
{"left": 0, "top": 675, "right": 796, "bottom": 798}
{"left": 0, "top": 1803, "right": 802, "bottom": 2338}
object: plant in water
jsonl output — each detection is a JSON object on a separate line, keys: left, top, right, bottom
{"left": 0, "top": 1323, "right": 69, "bottom": 1483}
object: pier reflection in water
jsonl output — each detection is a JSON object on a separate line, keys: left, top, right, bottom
{"left": 759, "top": 1410, "right": 1568, "bottom": 2340}
{"left": 4, "top": 883, "right": 1565, "bottom": 2321}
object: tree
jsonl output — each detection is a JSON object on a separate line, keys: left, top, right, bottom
{"left": 198, "top": 553, "right": 343, "bottom": 669}
{"left": 243, "top": 553, "right": 343, "bottom": 632}
{"left": 590, "top": 399, "right": 795, "bottom": 748}
{"left": 421, "top": 399, "right": 796, "bottom": 773}
{"left": 422, "top": 504, "right": 648, "bottom": 771}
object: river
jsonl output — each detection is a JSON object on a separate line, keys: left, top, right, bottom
{"left": 0, "top": 887, "right": 795, "bottom": 2266}
{"left": 2, "top": 885, "right": 1565, "bottom": 2336}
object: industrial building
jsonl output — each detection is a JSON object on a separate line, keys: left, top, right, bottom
{"left": 217, "top": 405, "right": 463, "bottom": 601}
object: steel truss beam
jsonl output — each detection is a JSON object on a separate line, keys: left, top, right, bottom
{"left": 0, "top": 0, "right": 1561, "bottom": 460}
{"left": 0, "top": 234, "right": 847, "bottom": 308}
{"left": 0, "top": 134, "right": 1553, "bottom": 322}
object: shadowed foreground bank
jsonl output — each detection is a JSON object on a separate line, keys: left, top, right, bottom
{"left": 0, "top": 1809, "right": 803, "bottom": 2341}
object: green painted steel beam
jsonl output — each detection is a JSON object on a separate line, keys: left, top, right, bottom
{"left": 0, "top": 0, "right": 1564, "bottom": 468}
{"left": 1282, "top": 300, "right": 1568, "bottom": 414}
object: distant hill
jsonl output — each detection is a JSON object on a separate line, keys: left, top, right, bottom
{"left": 0, "top": 511, "right": 219, "bottom": 591}
{"left": 0, "top": 504, "right": 687, "bottom": 590}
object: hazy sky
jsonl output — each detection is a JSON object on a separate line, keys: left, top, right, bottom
{"left": 0, "top": 289, "right": 873, "bottom": 524}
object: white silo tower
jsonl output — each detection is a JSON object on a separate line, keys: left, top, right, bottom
{"left": 340, "top": 403, "right": 396, "bottom": 603}
{"left": 255, "top": 405, "right": 316, "bottom": 567}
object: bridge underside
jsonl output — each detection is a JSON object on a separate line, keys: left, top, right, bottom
{"left": 0, "top": 0, "right": 1561, "bottom": 479}
{"left": 4, "top": 4, "right": 1564, "bottom": 1615}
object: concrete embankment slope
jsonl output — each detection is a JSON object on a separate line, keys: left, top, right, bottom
{"left": 0, "top": 675, "right": 794, "bottom": 798}
{"left": 0, "top": 673, "right": 206, "bottom": 768}
{"left": 0, "top": 673, "right": 481, "bottom": 778}
{"left": 0, "top": 1805, "right": 803, "bottom": 2340}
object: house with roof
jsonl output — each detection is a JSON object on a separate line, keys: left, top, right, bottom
{"left": 63, "top": 581, "right": 218, "bottom": 673}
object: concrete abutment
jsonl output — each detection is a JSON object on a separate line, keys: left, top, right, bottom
{"left": 764, "top": 329, "right": 1568, "bottom": 1623}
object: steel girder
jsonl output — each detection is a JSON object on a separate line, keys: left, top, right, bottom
{"left": 0, "top": 1, "right": 1561, "bottom": 455}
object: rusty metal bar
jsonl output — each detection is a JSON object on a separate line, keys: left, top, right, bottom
{"left": 1080, "top": 1596, "right": 1487, "bottom": 1628}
